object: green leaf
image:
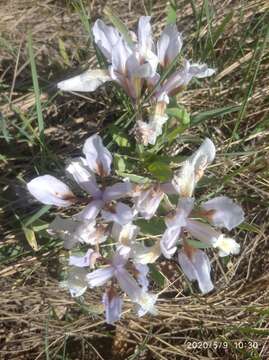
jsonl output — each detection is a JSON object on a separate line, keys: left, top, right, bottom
{"left": 147, "top": 161, "right": 172, "bottom": 181}
{"left": 166, "top": 1, "right": 177, "bottom": 25}
{"left": 23, "top": 227, "right": 38, "bottom": 251}
{"left": 114, "top": 154, "right": 126, "bottom": 172}
{"left": 190, "top": 105, "right": 240, "bottom": 125}
{"left": 112, "top": 133, "right": 130, "bottom": 147}
{"left": 166, "top": 124, "right": 188, "bottom": 144}
{"left": 104, "top": 7, "right": 133, "bottom": 46}
{"left": 166, "top": 105, "right": 190, "bottom": 125}
{"left": 136, "top": 218, "right": 165, "bottom": 236}
{"left": 186, "top": 239, "right": 211, "bottom": 249}
{"left": 116, "top": 172, "right": 150, "bottom": 184}
{"left": 25, "top": 205, "right": 51, "bottom": 227}
{"left": 148, "top": 264, "right": 165, "bottom": 287}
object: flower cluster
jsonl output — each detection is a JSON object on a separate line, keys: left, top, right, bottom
{"left": 57, "top": 17, "right": 215, "bottom": 146}
{"left": 27, "top": 135, "right": 244, "bottom": 324}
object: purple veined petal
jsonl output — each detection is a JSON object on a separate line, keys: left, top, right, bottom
{"left": 75, "top": 199, "right": 104, "bottom": 221}
{"left": 133, "top": 185, "right": 164, "bottom": 220}
{"left": 178, "top": 247, "right": 214, "bottom": 294}
{"left": 111, "top": 222, "right": 140, "bottom": 247}
{"left": 92, "top": 19, "right": 121, "bottom": 61}
{"left": 103, "top": 182, "right": 133, "bottom": 202}
{"left": 86, "top": 266, "right": 114, "bottom": 287}
{"left": 165, "top": 197, "right": 194, "bottom": 228}
{"left": 186, "top": 219, "right": 220, "bottom": 245}
{"left": 201, "top": 196, "right": 244, "bottom": 230}
{"left": 132, "top": 241, "right": 161, "bottom": 264}
{"left": 27, "top": 175, "right": 76, "bottom": 207}
{"left": 57, "top": 69, "right": 111, "bottom": 92}
{"left": 83, "top": 134, "right": 112, "bottom": 177}
{"left": 114, "top": 267, "right": 142, "bottom": 303}
{"left": 136, "top": 292, "right": 158, "bottom": 317}
{"left": 160, "top": 226, "right": 181, "bottom": 259}
{"left": 69, "top": 249, "right": 100, "bottom": 268}
{"left": 60, "top": 267, "right": 88, "bottom": 298}
{"left": 157, "top": 24, "right": 183, "bottom": 68}
{"left": 213, "top": 234, "right": 240, "bottom": 257}
{"left": 188, "top": 62, "right": 215, "bottom": 78}
{"left": 134, "top": 263, "right": 149, "bottom": 291}
{"left": 66, "top": 157, "right": 100, "bottom": 196}
{"left": 102, "top": 289, "right": 123, "bottom": 325}
{"left": 102, "top": 202, "right": 134, "bottom": 226}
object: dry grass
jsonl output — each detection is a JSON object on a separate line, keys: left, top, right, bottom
{"left": 1, "top": 0, "right": 269, "bottom": 359}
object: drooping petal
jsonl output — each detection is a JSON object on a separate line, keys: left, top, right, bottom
{"left": 83, "top": 134, "right": 112, "bottom": 177}
{"left": 69, "top": 249, "right": 100, "bottom": 268}
{"left": 103, "top": 182, "right": 133, "bottom": 202}
{"left": 114, "top": 267, "right": 142, "bottom": 302}
{"left": 133, "top": 184, "right": 164, "bottom": 220}
{"left": 60, "top": 267, "right": 88, "bottom": 297}
{"left": 112, "top": 245, "right": 131, "bottom": 268}
{"left": 178, "top": 247, "right": 214, "bottom": 294}
{"left": 87, "top": 266, "right": 114, "bottom": 287}
{"left": 102, "top": 289, "right": 123, "bottom": 325}
{"left": 27, "top": 175, "right": 76, "bottom": 207}
{"left": 93, "top": 19, "right": 121, "bottom": 61}
{"left": 102, "top": 202, "right": 134, "bottom": 225}
{"left": 186, "top": 219, "right": 220, "bottom": 245}
{"left": 188, "top": 62, "right": 216, "bottom": 78}
{"left": 159, "top": 182, "right": 178, "bottom": 195}
{"left": 134, "top": 263, "right": 149, "bottom": 291}
{"left": 213, "top": 234, "right": 240, "bottom": 257}
{"left": 201, "top": 196, "right": 244, "bottom": 230}
{"left": 75, "top": 199, "right": 104, "bottom": 221}
{"left": 57, "top": 69, "right": 111, "bottom": 92}
{"left": 66, "top": 157, "right": 100, "bottom": 196}
{"left": 160, "top": 226, "right": 181, "bottom": 258}
{"left": 157, "top": 24, "right": 182, "bottom": 68}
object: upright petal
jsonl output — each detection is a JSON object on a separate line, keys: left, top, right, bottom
{"left": 103, "top": 182, "right": 133, "bottom": 202}
{"left": 178, "top": 247, "right": 214, "bottom": 294}
{"left": 201, "top": 196, "right": 244, "bottom": 230}
{"left": 160, "top": 227, "right": 181, "bottom": 258}
{"left": 133, "top": 184, "right": 164, "bottom": 220}
{"left": 172, "top": 161, "right": 195, "bottom": 197}
{"left": 57, "top": 69, "right": 111, "bottom": 92}
{"left": 87, "top": 266, "right": 114, "bottom": 287}
{"left": 165, "top": 197, "right": 194, "bottom": 228}
{"left": 186, "top": 219, "right": 220, "bottom": 245}
{"left": 111, "top": 38, "right": 133, "bottom": 75}
{"left": 157, "top": 25, "right": 183, "bottom": 68}
{"left": 134, "top": 263, "right": 149, "bottom": 291}
{"left": 112, "top": 245, "right": 131, "bottom": 267}
{"left": 69, "top": 249, "right": 100, "bottom": 268}
{"left": 93, "top": 19, "right": 120, "bottom": 61}
{"left": 102, "top": 289, "right": 123, "bottom": 324}
{"left": 66, "top": 157, "right": 100, "bottom": 196}
{"left": 75, "top": 199, "right": 104, "bottom": 221}
{"left": 60, "top": 267, "right": 88, "bottom": 297}
{"left": 102, "top": 202, "right": 134, "bottom": 225}
{"left": 138, "top": 16, "right": 153, "bottom": 54}
{"left": 132, "top": 241, "right": 161, "bottom": 264}
{"left": 112, "top": 222, "right": 140, "bottom": 247}
{"left": 27, "top": 175, "right": 76, "bottom": 207}
{"left": 83, "top": 134, "right": 112, "bottom": 177}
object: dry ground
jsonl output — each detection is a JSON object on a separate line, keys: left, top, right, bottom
{"left": 1, "top": 0, "right": 269, "bottom": 359}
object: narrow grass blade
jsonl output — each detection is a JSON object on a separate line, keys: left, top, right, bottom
{"left": 104, "top": 6, "right": 133, "bottom": 46}
{"left": 27, "top": 32, "right": 44, "bottom": 143}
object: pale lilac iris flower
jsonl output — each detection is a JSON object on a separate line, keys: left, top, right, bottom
{"left": 27, "top": 135, "right": 133, "bottom": 224}
{"left": 87, "top": 247, "right": 157, "bottom": 322}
